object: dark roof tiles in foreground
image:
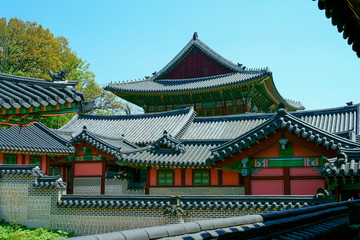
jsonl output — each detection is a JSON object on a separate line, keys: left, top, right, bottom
{"left": 0, "top": 123, "right": 74, "bottom": 154}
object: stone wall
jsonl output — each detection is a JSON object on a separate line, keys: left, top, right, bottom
{"left": 0, "top": 166, "right": 332, "bottom": 236}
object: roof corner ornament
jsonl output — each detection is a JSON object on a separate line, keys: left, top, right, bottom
{"left": 49, "top": 70, "right": 67, "bottom": 81}
{"left": 335, "top": 152, "right": 348, "bottom": 165}
{"left": 193, "top": 32, "right": 198, "bottom": 40}
{"left": 347, "top": 101, "right": 353, "bottom": 106}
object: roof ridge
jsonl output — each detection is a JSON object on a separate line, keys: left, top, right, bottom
{"left": 292, "top": 104, "right": 360, "bottom": 116}
{"left": 76, "top": 107, "right": 193, "bottom": 120}
{"left": 0, "top": 72, "right": 78, "bottom": 87}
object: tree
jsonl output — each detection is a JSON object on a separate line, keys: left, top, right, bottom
{"left": 0, "top": 18, "right": 124, "bottom": 128}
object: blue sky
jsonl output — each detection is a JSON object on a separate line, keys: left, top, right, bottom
{"left": 1, "top": 1, "right": 359, "bottom": 111}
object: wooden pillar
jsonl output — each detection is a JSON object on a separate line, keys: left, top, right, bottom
{"left": 244, "top": 176, "right": 251, "bottom": 195}
{"left": 41, "top": 155, "right": 47, "bottom": 174}
{"left": 0, "top": 153, "right": 4, "bottom": 163}
{"left": 24, "top": 155, "right": 30, "bottom": 164}
{"left": 335, "top": 186, "right": 340, "bottom": 202}
{"left": 181, "top": 169, "right": 185, "bottom": 187}
{"left": 145, "top": 169, "right": 150, "bottom": 195}
{"left": 101, "top": 161, "right": 105, "bottom": 195}
{"left": 284, "top": 167, "right": 290, "bottom": 195}
{"left": 16, "top": 154, "right": 22, "bottom": 165}
{"left": 218, "top": 170, "right": 223, "bottom": 187}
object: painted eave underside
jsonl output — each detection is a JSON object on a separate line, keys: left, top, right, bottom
{"left": 0, "top": 73, "right": 83, "bottom": 111}
{"left": 0, "top": 123, "right": 74, "bottom": 154}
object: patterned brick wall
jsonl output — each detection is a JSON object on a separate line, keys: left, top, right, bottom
{"left": 73, "top": 177, "right": 101, "bottom": 195}
{"left": 0, "top": 173, "right": 319, "bottom": 236}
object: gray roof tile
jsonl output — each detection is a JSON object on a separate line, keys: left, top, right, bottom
{"left": 59, "top": 108, "right": 196, "bottom": 145}
{"left": 0, "top": 123, "right": 74, "bottom": 154}
{"left": 0, "top": 72, "right": 88, "bottom": 112}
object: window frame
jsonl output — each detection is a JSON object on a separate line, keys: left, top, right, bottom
{"left": 157, "top": 170, "right": 174, "bottom": 186}
{"left": 4, "top": 154, "right": 17, "bottom": 164}
{"left": 193, "top": 170, "right": 210, "bottom": 186}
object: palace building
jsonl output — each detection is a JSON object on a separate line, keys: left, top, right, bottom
{"left": 105, "top": 33, "right": 304, "bottom": 116}
{"left": 1, "top": 34, "right": 359, "bottom": 201}
{"left": 54, "top": 103, "right": 360, "bottom": 200}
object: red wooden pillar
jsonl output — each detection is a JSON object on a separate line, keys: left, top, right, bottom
{"left": 41, "top": 155, "right": 47, "bottom": 174}
{"left": 0, "top": 153, "right": 3, "bottom": 163}
{"left": 24, "top": 155, "right": 30, "bottom": 164}
{"left": 16, "top": 154, "right": 22, "bottom": 165}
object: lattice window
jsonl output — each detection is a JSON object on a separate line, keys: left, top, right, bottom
{"left": 148, "top": 105, "right": 154, "bottom": 112}
{"left": 49, "top": 166, "right": 60, "bottom": 176}
{"left": 226, "top": 100, "right": 232, "bottom": 107}
{"left": 216, "top": 101, "right": 223, "bottom": 108}
{"left": 236, "top": 99, "right": 242, "bottom": 106}
{"left": 157, "top": 171, "right": 173, "bottom": 186}
{"left": 30, "top": 156, "right": 42, "bottom": 168}
{"left": 167, "top": 105, "right": 173, "bottom": 111}
{"left": 159, "top": 105, "right": 165, "bottom": 111}
{"left": 196, "top": 102, "right": 202, "bottom": 109}
{"left": 4, "top": 154, "right": 16, "bottom": 164}
{"left": 193, "top": 170, "right": 210, "bottom": 185}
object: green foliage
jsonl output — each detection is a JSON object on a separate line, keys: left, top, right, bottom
{"left": 0, "top": 219, "right": 73, "bottom": 240}
{"left": 0, "top": 17, "right": 124, "bottom": 129}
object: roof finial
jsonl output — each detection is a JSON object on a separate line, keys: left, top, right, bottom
{"left": 193, "top": 32, "right": 198, "bottom": 40}
{"left": 49, "top": 70, "right": 66, "bottom": 81}
{"left": 83, "top": 125, "right": 87, "bottom": 131}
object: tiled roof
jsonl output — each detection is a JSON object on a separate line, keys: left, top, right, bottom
{"left": 59, "top": 108, "right": 196, "bottom": 145}
{"left": 71, "top": 126, "right": 138, "bottom": 158}
{"left": 58, "top": 195, "right": 326, "bottom": 211}
{"left": 104, "top": 33, "right": 304, "bottom": 112}
{"left": 0, "top": 163, "right": 43, "bottom": 176}
{"left": 120, "top": 140, "right": 221, "bottom": 167}
{"left": 106, "top": 72, "right": 269, "bottom": 93}
{"left": 0, "top": 73, "right": 93, "bottom": 111}
{"left": 209, "top": 106, "right": 360, "bottom": 164}
{"left": 151, "top": 130, "right": 186, "bottom": 153}
{"left": 0, "top": 123, "right": 74, "bottom": 154}
{"left": 34, "top": 174, "right": 67, "bottom": 189}
{"left": 322, "top": 151, "right": 360, "bottom": 177}
{"left": 0, "top": 164, "right": 66, "bottom": 189}
{"left": 181, "top": 104, "right": 360, "bottom": 140}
